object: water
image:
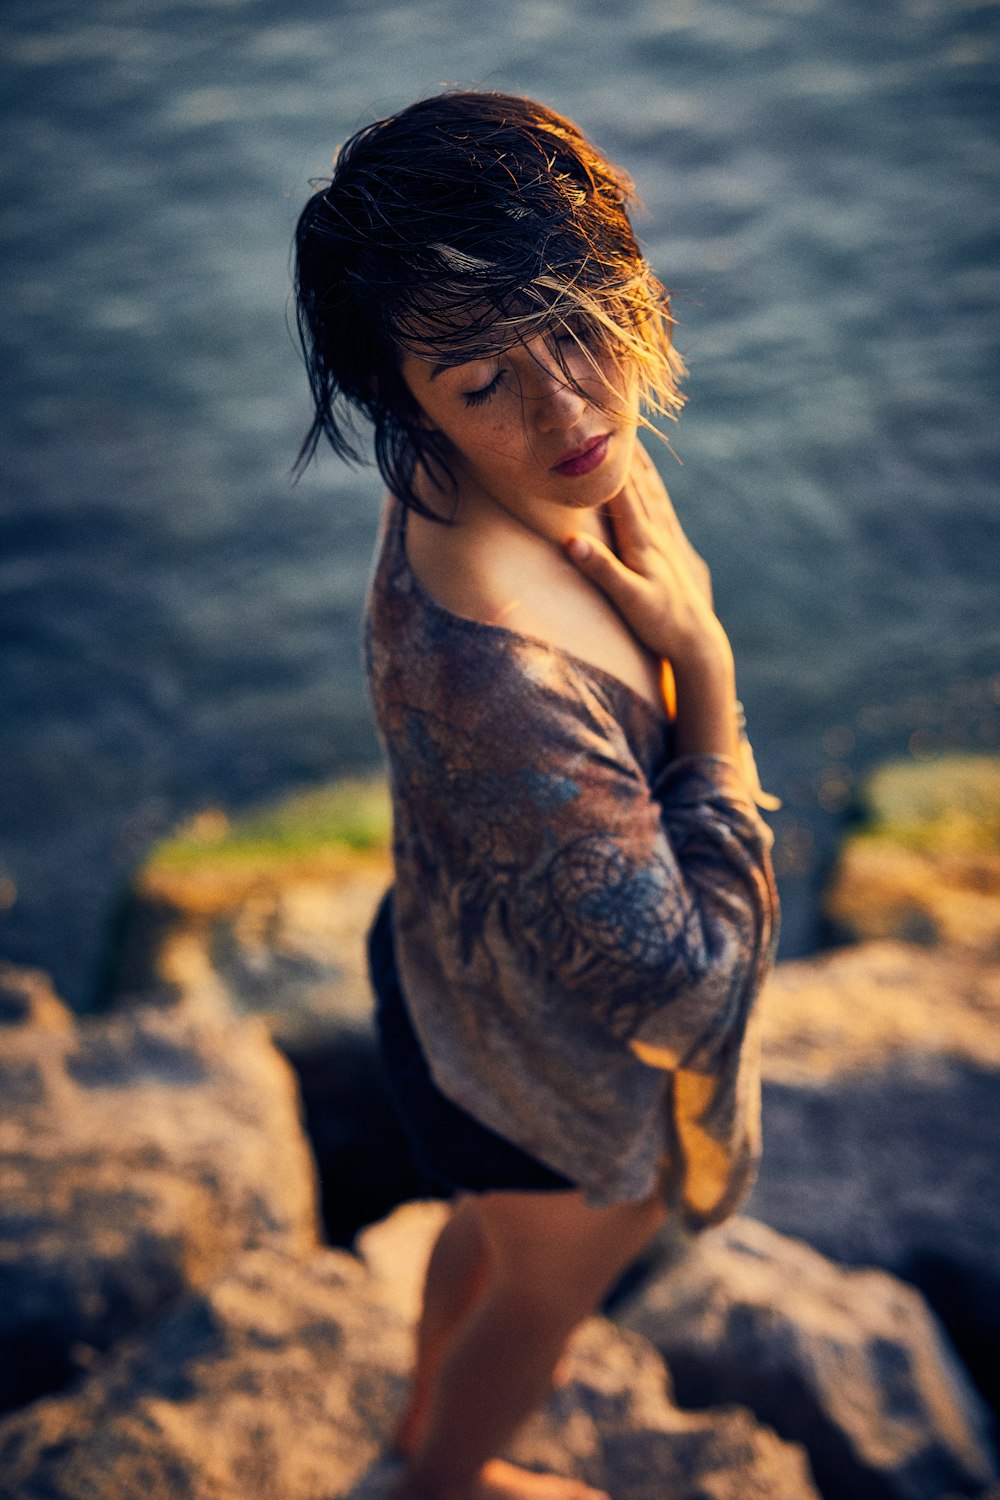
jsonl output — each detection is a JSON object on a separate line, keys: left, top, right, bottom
{"left": 1, "top": 0, "right": 998, "bottom": 1010}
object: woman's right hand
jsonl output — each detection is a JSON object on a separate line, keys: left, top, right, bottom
{"left": 565, "top": 442, "right": 742, "bottom": 764}
{"left": 565, "top": 441, "right": 726, "bottom": 677}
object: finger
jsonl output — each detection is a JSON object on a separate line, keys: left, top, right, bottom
{"left": 631, "top": 447, "right": 689, "bottom": 542}
{"left": 606, "top": 474, "right": 657, "bottom": 561}
{"left": 628, "top": 446, "right": 714, "bottom": 607}
{"left": 565, "top": 533, "right": 648, "bottom": 614}
{"left": 631, "top": 454, "right": 710, "bottom": 587}
{"left": 610, "top": 470, "right": 687, "bottom": 574}
{"left": 632, "top": 438, "right": 658, "bottom": 482}
{"left": 637, "top": 461, "right": 681, "bottom": 537}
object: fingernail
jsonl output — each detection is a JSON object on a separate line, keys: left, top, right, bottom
{"left": 567, "top": 537, "right": 591, "bottom": 562}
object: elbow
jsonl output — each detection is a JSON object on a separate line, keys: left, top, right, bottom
{"left": 628, "top": 874, "right": 778, "bottom": 1070}
{"left": 685, "top": 873, "right": 779, "bottom": 1065}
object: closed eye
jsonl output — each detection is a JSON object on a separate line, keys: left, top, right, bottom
{"left": 462, "top": 370, "right": 504, "bottom": 407}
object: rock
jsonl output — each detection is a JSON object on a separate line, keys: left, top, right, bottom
{"left": 500, "top": 1316, "right": 821, "bottom": 1500}
{"left": 353, "top": 1197, "right": 451, "bottom": 1323}
{"left": 753, "top": 754, "right": 1000, "bottom": 1416}
{"left": 0, "top": 1245, "right": 398, "bottom": 1500}
{"left": 353, "top": 1202, "right": 822, "bottom": 1500}
{"left": 108, "top": 774, "right": 394, "bottom": 1049}
{"left": 825, "top": 755, "right": 1000, "bottom": 955}
{"left": 0, "top": 961, "right": 319, "bottom": 1414}
{"left": 617, "top": 1215, "right": 997, "bottom": 1500}
{"left": 106, "top": 775, "right": 423, "bottom": 1244}
{"left": 759, "top": 938, "right": 1000, "bottom": 1085}
{"left": 750, "top": 938, "right": 1000, "bottom": 1415}
{"left": 0, "top": 1202, "right": 821, "bottom": 1500}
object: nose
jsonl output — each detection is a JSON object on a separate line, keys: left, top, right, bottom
{"left": 522, "top": 347, "right": 589, "bottom": 432}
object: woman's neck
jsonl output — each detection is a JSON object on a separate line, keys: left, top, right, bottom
{"left": 447, "top": 465, "right": 615, "bottom": 554}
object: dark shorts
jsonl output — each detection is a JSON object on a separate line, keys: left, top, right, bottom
{"left": 367, "top": 889, "right": 577, "bottom": 1198}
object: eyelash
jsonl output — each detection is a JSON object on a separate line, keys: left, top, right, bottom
{"left": 462, "top": 372, "right": 503, "bottom": 408}
{"left": 460, "top": 330, "right": 590, "bottom": 408}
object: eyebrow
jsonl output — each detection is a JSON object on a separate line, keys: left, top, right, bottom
{"left": 427, "top": 353, "right": 498, "bottom": 382}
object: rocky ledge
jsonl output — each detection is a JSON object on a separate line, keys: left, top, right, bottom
{"left": 0, "top": 753, "right": 998, "bottom": 1498}
{"left": 0, "top": 1202, "right": 825, "bottom": 1500}
{"left": 751, "top": 754, "right": 1000, "bottom": 1416}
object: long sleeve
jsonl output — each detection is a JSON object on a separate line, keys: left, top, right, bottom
{"left": 393, "top": 660, "right": 777, "bottom": 1069}
{"left": 626, "top": 752, "right": 778, "bottom": 1070}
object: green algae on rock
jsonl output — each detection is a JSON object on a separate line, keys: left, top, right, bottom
{"left": 148, "top": 773, "right": 391, "bottom": 875}
{"left": 110, "top": 773, "right": 393, "bottom": 1030}
{"left": 848, "top": 755, "right": 1000, "bottom": 856}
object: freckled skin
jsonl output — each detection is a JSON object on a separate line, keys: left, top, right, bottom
{"left": 400, "top": 338, "right": 670, "bottom": 710}
{"left": 400, "top": 333, "right": 641, "bottom": 538}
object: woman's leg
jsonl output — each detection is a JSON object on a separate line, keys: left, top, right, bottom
{"left": 392, "top": 1195, "right": 491, "bottom": 1457}
{"left": 389, "top": 1185, "right": 669, "bottom": 1500}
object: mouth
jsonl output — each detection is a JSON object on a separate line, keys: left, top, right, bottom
{"left": 550, "top": 433, "right": 611, "bottom": 478}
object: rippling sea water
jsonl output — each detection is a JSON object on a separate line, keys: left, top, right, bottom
{"left": 1, "top": 0, "right": 998, "bottom": 1008}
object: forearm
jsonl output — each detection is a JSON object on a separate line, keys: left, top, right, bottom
{"left": 670, "top": 626, "right": 742, "bottom": 768}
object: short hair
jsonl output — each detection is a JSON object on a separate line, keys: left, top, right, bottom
{"left": 293, "top": 90, "right": 684, "bottom": 516}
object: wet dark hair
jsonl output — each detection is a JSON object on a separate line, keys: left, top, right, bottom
{"left": 293, "top": 90, "right": 684, "bottom": 516}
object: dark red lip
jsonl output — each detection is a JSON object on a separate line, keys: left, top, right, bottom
{"left": 551, "top": 433, "right": 610, "bottom": 477}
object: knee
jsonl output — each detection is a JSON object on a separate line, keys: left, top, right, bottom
{"left": 426, "top": 1201, "right": 490, "bottom": 1287}
{"left": 481, "top": 1240, "right": 643, "bottom": 1329}
{"left": 469, "top": 1187, "right": 669, "bottom": 1319}
{"left": 477, "top": 1273, "right": 600, "bottom": 1337}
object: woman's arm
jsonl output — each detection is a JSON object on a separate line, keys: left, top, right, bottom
{"left": 565, "top": 442, "right": 742, "bottom": 769}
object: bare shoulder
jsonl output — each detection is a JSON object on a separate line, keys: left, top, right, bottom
{"left": 405, "top": 507, "right": 664, "bottom": 709}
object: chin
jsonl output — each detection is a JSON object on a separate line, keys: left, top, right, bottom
{"left": 560, "top": 457, "right": 632, "bottom": 510}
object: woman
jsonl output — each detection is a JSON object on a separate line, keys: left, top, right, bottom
{"left": 294, "top": 91, "right": 779, "bottom": 1500}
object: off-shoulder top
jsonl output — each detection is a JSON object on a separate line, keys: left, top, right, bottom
{"left": 363, "top": 497, "right": 780, "bottom": 1223}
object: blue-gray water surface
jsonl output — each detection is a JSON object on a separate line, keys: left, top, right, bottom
{"left": 1, "top": 0, "right": 998, "bottom": 1010}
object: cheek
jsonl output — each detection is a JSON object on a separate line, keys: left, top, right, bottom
{"left": 591, "top": 352, "right": 639, "bottom": 405}
{"left": 608, "top": 365, "right": 640, "bottom": 415}
{"left": 463, "top": 408, "right": 532, "bottom": 462}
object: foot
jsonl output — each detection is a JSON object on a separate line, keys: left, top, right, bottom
{"left": 387, "top": 1457, "right": 610, "bottom": 1500}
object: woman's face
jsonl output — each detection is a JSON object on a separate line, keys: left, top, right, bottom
{"left": 399, "top": 325, "right": 640, "bottom": 523}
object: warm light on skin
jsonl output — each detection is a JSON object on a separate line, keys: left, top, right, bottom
{"left": 399, "top": 332, "right": 641, "bottom": 547}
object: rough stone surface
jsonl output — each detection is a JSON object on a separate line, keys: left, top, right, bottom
{"left": 112, "top": 836, "right": 392, "bottom": 1049}
{"left": 0, "top": 1202, "right": 821, "bottom": 1500}
{"left": 759, "top": 938, "right": 1000, "bottom": 1085}
{"left": 823, "top": 755, "right": 1000, "bottom": 958}
{"left": 0, "top": 1246, "right": 395, "bottom": 1500}
{"left": 751, "top": 938, "right": 1000, "bottom": 1413}
{"left": 108, "top": 827, "right": 419, "bottom": 1243}
{"left": 0, "top": 961, "right": 320, "bottom": 1413}
{"left": 617, "top": 1215, "right": 997, "bottom": 1500}
{"left": 353, "top": 1198, "right": 449, "bottom": 1323}
{"left": 827, "top": 838, "right": 1000, "bottom": 955}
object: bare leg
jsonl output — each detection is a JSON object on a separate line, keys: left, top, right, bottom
{"left": 389, "top": 1186, "right": 668, "bottom": 1500}
{"left": 392, "top": 1196, "right": 491, "bottom": 1456}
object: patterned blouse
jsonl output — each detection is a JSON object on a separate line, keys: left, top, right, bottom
{"left": 364, "top": 498, "right": 780, "bottom": 1225}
